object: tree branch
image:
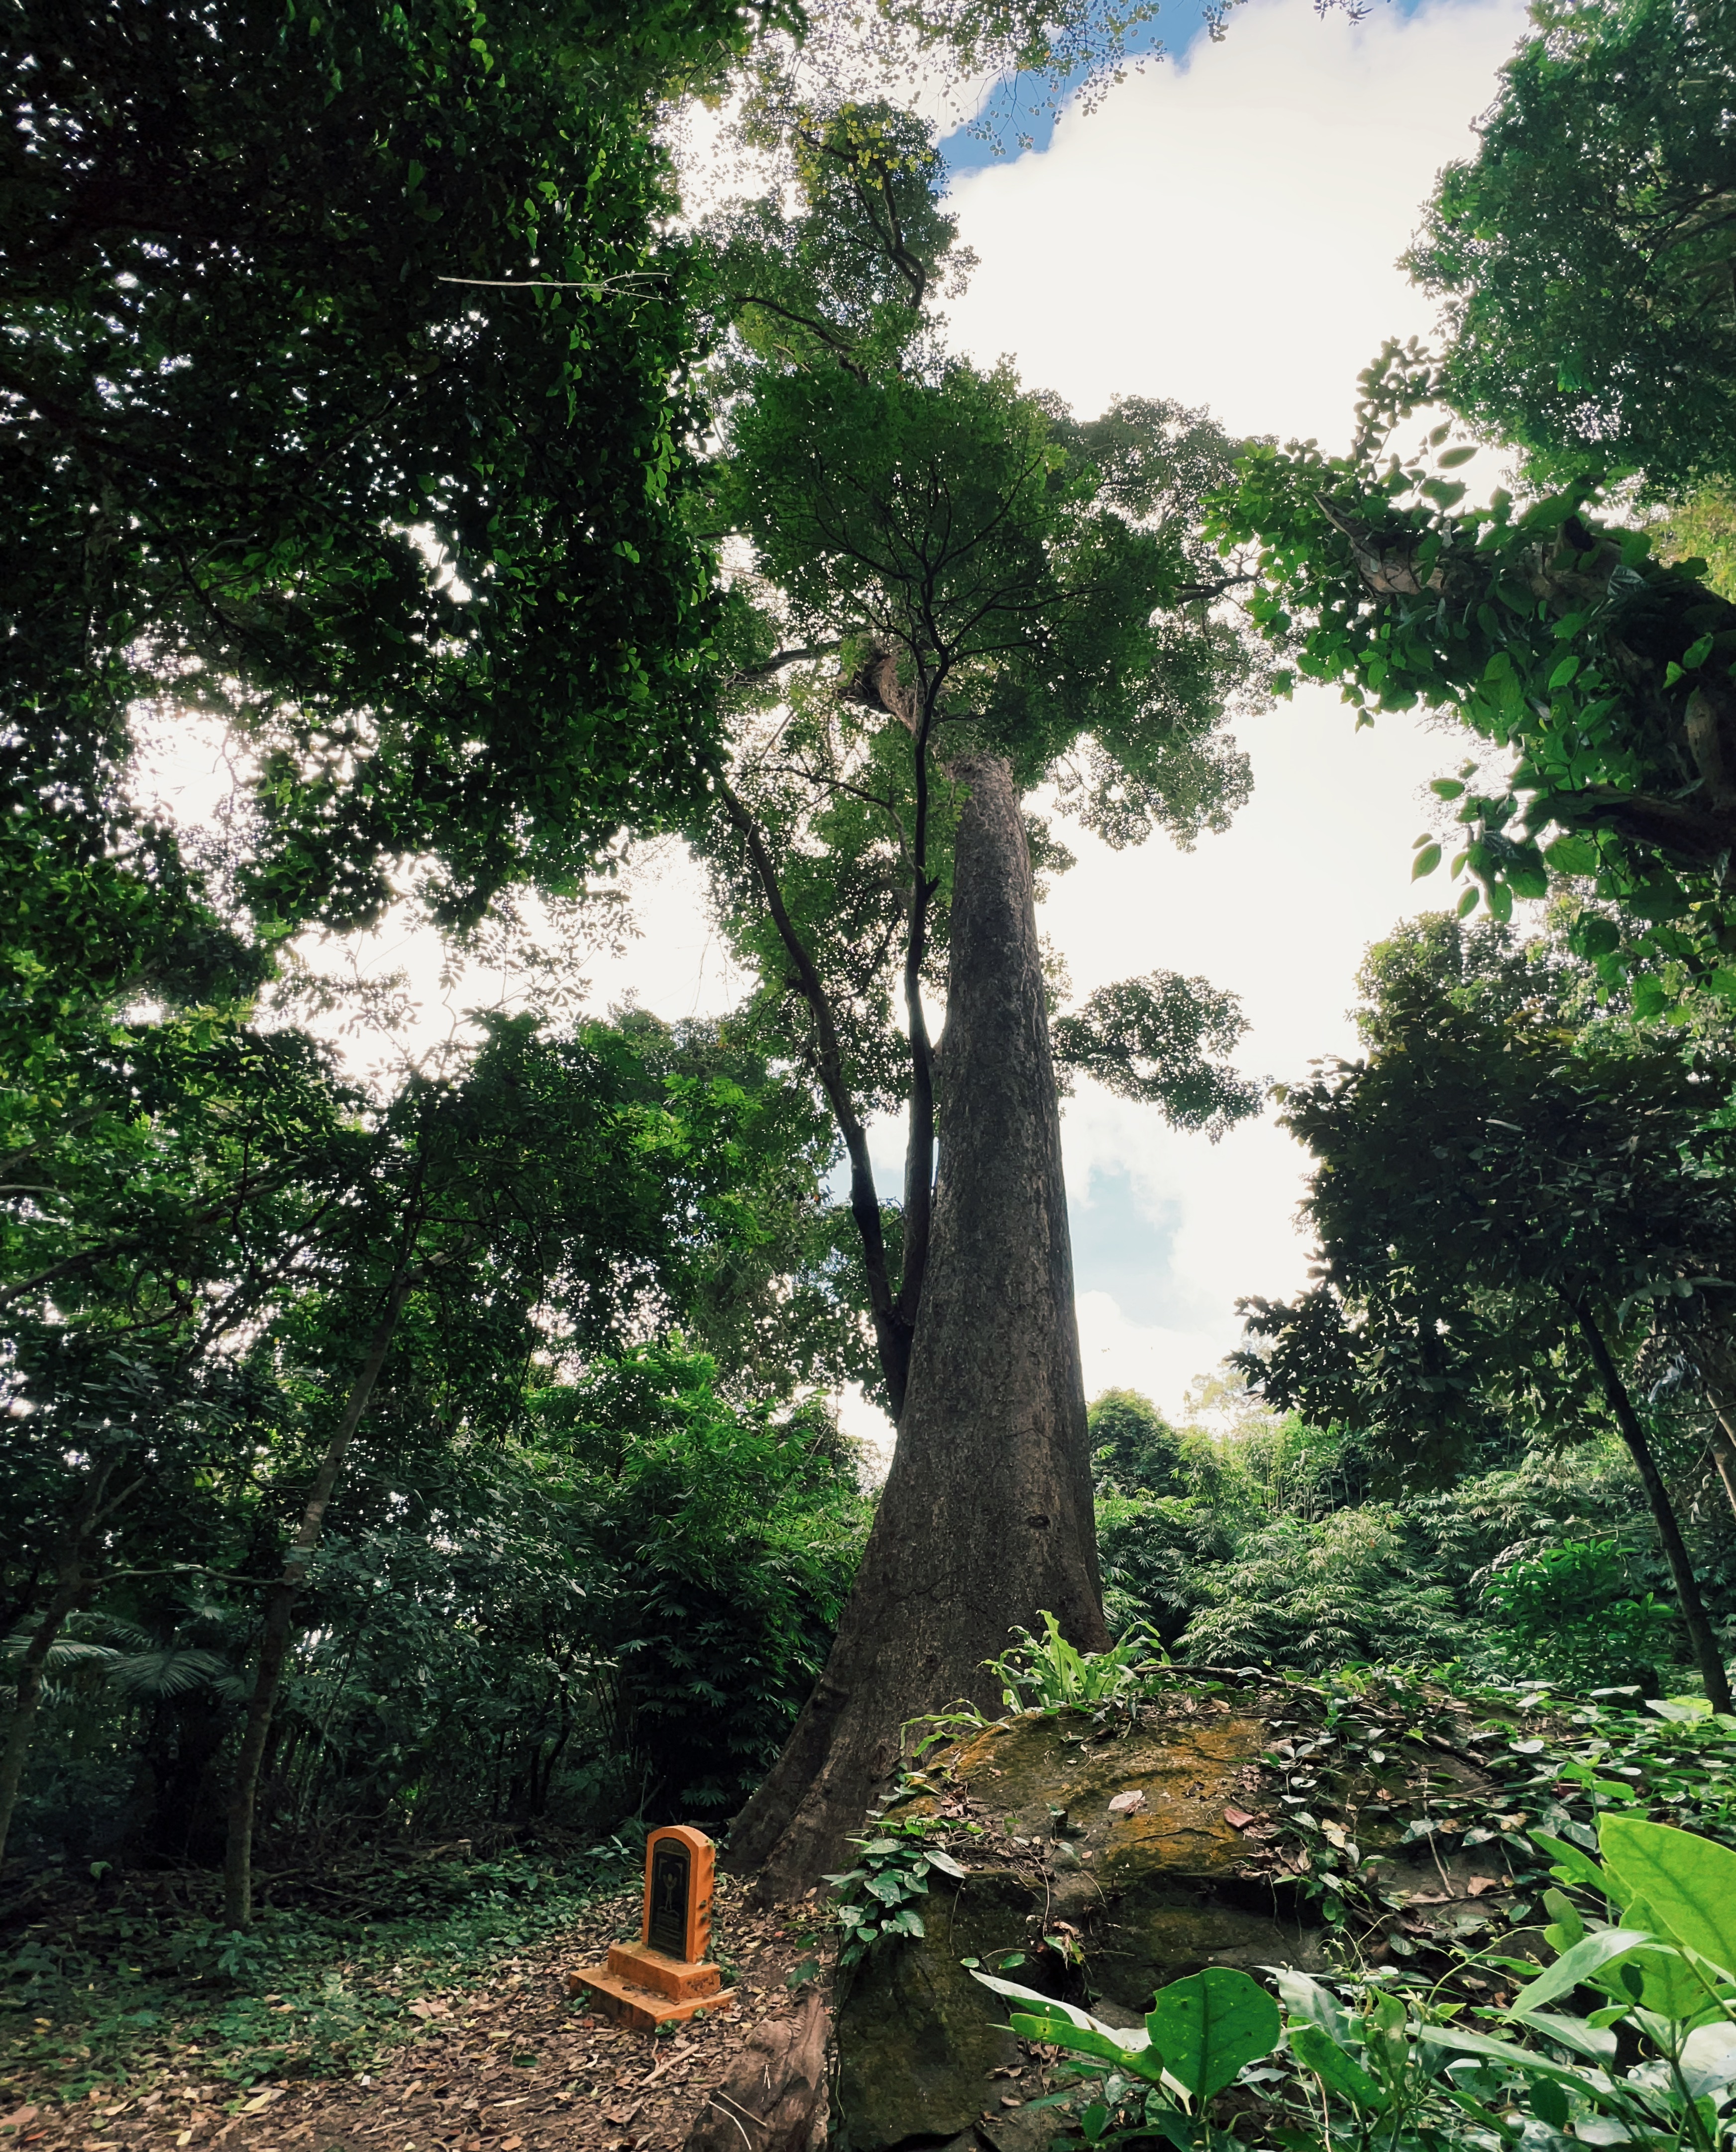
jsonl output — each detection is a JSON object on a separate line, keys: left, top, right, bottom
{"left": 715, "top": 777, "right": 910, "bottom": 1412}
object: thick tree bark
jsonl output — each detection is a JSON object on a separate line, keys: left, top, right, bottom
{"left": 726, "top": 756, "right": 1108, "bottom": 1898}
{"left": 1575, "top": 1301, "right": 1733, "bottom": 1714}
{"left": 222, "top": 1269, "right": 413, "bottom": 1927}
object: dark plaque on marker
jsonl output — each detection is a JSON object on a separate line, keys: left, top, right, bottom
{"left": 648, "top": 1838, "right": 691, "bottom": 1956}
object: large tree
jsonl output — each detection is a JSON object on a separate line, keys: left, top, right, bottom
{"left": 698, "top": 114, "right": 1266, "bottom": 1893}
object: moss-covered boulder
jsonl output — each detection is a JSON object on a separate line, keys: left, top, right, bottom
{"left": 833, "top": 1703, "right": 1323, "bottom": 2152}
{"left": 830, "top": 1671, "right": 1528, "bottom": 2152}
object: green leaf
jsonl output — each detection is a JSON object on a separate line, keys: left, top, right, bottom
{"left": 1437, "top": 446, "right": 1478, "bottom": 469}
{"left": 1289, "top": 2023, "right": 1387, "bottom": 2112}
{"left": 1543, "top": 834, "right": 1599, "bottom": 875}
{"left": 1548, "top": 654, "right": 1581, "bottom": 690}
{"left": 1273, "top": 1970, "right": 1354, "bottom": 2048}
{"left": 1683, "top": 636, "right": 1714, "bottom": 670}
{"left": 974, "top": 1971, "right": 1153, "bottom": 2070}
{"left": 1508, "top": 2010, "right": 1617, "bottom": 2064}
{"left": 1531, "top": 1830, "right": 1628, "bottom": 1905}
{"left": 925, "top": 1848, "right": 968, "bottom": 1880}
{"left": 1420, "top": 2025, "right": 1600, "bottom": 2089}
{"left": 1412, "top": 843, "right": 1442, "bottom": 880}
{"left": 1082, "top": 2101, "right": 1110, "bottom": 2142}
{"left": 1508, "top": 1925, "right": 1657, "bottom": 2012}
{"left": 1145, "top": 1967, "right": 1280, "bottom": 2099}
{"left": 1430, "top": 777, "right": 1466, "bottom": 798}
{"left": 1600, "top": 1818, "right": 1736, "bottom": 1983}
{"left": 1010, "top": 2010, "right": 1160, "bottom": 2079}
{"left": 1570, "top": 914, "right": 1622, "bottom": 958}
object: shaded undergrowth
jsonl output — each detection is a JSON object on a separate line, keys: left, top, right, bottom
{"left": 0, "top": 1837, "right": 643, "bottom": 2104}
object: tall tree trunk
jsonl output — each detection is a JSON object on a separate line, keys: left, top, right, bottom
{"left": 1575, "top": 1301, "right": 1733, "bottom": 1714}
{"left": 222, "top": 1270, "right": 412, "bottom": 1928}
{"left": 727, "top": 756, "right": 1108, "bottom": 1898}
{"left": 0, "top": 1451, "right": 131, "bottom": 1866}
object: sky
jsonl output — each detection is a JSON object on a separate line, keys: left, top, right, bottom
{"left": 152, "top": 0, "right": 1534, "bottom": 1454}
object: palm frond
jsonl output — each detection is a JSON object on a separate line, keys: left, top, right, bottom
{"left": 105, "top": 1647, "right": 237, "bottom": 1701}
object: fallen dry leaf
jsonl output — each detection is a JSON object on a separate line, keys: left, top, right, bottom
{"left": 1, "top": 2109, "right": 39, "bottom": 2134}
{"left": 1107, "top": 1790, "right": 1147, "bottom": 1816}
{"left": 1467, "top": 1876, "right": 1501, "bottom": 1897}
{"left": 1223, "top": 1807, "right": 1256, "bottom": 1829}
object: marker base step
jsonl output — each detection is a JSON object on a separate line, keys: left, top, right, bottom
{"left": 568, "top": 1946, "right": 735, "bottom": 2032}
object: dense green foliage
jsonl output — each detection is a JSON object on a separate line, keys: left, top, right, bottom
{"left": 1214, "top": 392, "right": 1736, "bottom": 1003}
{"left": 1099, "top": 1426, "right": 1734, "bottom": 1693}
{"left": 2, "top": 985, "right": 868, "bottom": 1866}
{"left": 1406, "top": 0, "right": 1736, "bottom": 499}
{"left": 2, "top": 0, "right": 757, "bottom": 996}
{"left": 986, "top": 1792, "right": 1736, "bottom": 2151}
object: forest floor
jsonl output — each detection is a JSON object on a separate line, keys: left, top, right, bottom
{"left": 2, "top": 1872, "right": 829, "bottom": 2152}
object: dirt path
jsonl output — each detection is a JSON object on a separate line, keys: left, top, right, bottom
{"left": 7, "top": 1879, "right": 827, "bottom": 2152}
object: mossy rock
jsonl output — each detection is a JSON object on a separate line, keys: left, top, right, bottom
{"left": 833, "top": 1707, "right": 1324, "bottom": 2152}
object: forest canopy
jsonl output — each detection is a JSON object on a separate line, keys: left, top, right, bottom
{"left": 9, "top": 4, "right": 1736, "bottom": 2137}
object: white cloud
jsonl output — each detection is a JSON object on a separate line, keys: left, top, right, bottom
{"left": 943, "top": 0, "right": 1528, "bottom": 450}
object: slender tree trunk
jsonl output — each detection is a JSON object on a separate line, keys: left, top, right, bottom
{"left": 1699, "top": 1381, "right": 1736, "bottom": 1526}
{"left": 0, "top": 1571, "right": 87, "bottom": 1867}
{"left": 0, "top": 1453, "right": 130, "bottom": 1866}
{"left": 727, "top": 756, "right": 1108, "bottom": 1898}
{"left": 222, "top": 1270, "right": 413, "bottom": 1928}
{"left": 1575, "top": 1302, "right": 1733, "bottom": 1714}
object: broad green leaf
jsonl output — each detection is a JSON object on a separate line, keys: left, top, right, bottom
{"left": 1600, "top": 1818, "right": 1736, "bottom": 1983}
{"left": 863, "top": 1870, "right": 914, "bottom": 1903}
{"left": 1613, "top": 1915, "right": 1711, "bottom": 2021}
{"left": 1289, "top": 2023, "right": 1387, "bottom": 2112}
{"left": 1412, "top": 842, "right": 1442, "bottom": 879}
{"left": 1543, "top": 834, "right": 1598, "bottom": 876}
{"left": 974, "top": 1970, "right": 1155, "bottom": 2077}
{"left": 1509, "top": 1926, "right": 1656, "bottom": 2012}
{"left": 1508, "top": 2010, "right": 1617, "bottom": 2064}
{"left": 1272, "top": 1968, "right": 1355, "bottom": 2048}
{"left": 1145, "top": 1968, "right": 1280, "bottom": 2099}
{"left": 1010, "top": 2012, "right": 1161, "bottom": 2080}
{"left": 1420, "top": 2025, "right": 1598, "bottom": 2088}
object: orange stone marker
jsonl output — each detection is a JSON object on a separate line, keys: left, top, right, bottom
{"left": 568, "top": 1826, "right": 735, "bottom": 2031}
